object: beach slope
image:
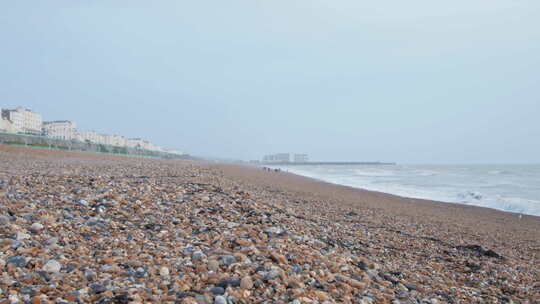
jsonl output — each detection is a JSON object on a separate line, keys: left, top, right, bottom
{"left": 0, "top": 145, "right": 538, "bottom": 303}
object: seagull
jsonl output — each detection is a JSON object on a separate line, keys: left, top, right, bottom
{"left": 518, "top": 214, "right": 522, "bottom": 220}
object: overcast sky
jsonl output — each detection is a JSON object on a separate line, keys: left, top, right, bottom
{"left": 1, "top": 1, "right": 539, "bottom": 163}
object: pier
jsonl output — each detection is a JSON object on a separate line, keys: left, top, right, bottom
{"left": 261, "top": 161, "right": 396, "bottom": 166}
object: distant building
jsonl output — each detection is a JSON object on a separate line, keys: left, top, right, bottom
{"left": 263, "top": 153, "right": 291, "bottom": 163}
{"left": 0, "top": 110, "right": 16, "bottom": 133}
{"left": 293, "top": 154, "right": 309, "bottom": 163}
{"left": 1, "top": 108, "right": 23, "bottom": 133}
{"left": 43, "top": 121, "right": 77, "bottom": 140}
{"left": 263, "top": 153, "right": 309, "bottom": 163}
{"left": 1, "top": 105, "right": 164, "bottom": 152}
{"left": 127, "top": 138, "right": 153, "bottom": 150}
{"left": 141, "top": 140, "right": 153, "bottom": 151}
{"left": 96, "top": 133, "right": 108, "bottom": 145}
{"left": 1, "top": 107, "right": 42, "bottom": 135}
{"left": 108, "top": 135, "right": 127, "bottom": 147}
{"left": 77, "top": 130, "right": 101, "bottom": 144}
{"left": 165, "top": 149, "right": 184, "bottom": 155}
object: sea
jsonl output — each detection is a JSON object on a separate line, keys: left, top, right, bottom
{"left": 266, "top": 164, "right": 540, "bottom": 216}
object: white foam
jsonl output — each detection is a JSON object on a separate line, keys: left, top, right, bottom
{"left": 270, "top": 164, "right": 540, "bottom": 216}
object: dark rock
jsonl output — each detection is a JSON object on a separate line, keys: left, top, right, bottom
{"left": 216, "top": 279, "right": 241, "bottom": 288}
{"left": 210, "top": 286, "right": 225, "bottom": 295}
{"left": 221, "top": 255, "right": 237, "bottom": 266}
{"left": 20, "top": 287, "right": 36, "bottom": 296}
{"left": 90, "top": 283, "right": 108, "bottom": 294}
{"left": 11, "top": 240, "right": 23, "bottom": 250}
{"left": 455, "top": 244, "right": 504, "bottom": 259}
{"left": 0, "top": 215, "right": 10, "bottom": 225}
{"left": 403, "top": 283, "right": 418, "bottom": 291}
{"left": 6, "top": 255, "right": 27, "bottom": 268}
{"left": 85, "top": 269, "right": 97, "bottom": 281}
{"left": 112, "top": 293, "right": 131, "bottom": 304}
{"left": 355, "top": 260, "right": 368, "bottom": 271}
{"left": 177, "top": 292, "right": 195, "bottom": 299}
{"left": 36, "top": 270, "right": 51, "bottom": 282}
{"left": 465, "top": 261, "right": 482, "bottom": 272}
{"left": 396, "top": 291, "right": 409, "bottom": 299}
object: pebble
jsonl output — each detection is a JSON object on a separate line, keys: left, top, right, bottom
{"left": 30, "top": 222, "right": 44, "bottom": 232}
{"left": 159, "top": 266, "right": 169, "bottom": 277}
{"left": 0, "top": 146, "right": 535, "bottom": 304}
{"left": 210, "top": 286, "right": 225, "bottom": 295}
{"left": 263, "top": 226, "right": 285, "bottom": 235}
{"left": 208, "top": 260, "right": 220, "bottom": 272}
{"left": 195, "top": 294, "right": 212, "bottom": 304}
{"left": 6, "top": 255, "right": 27, "bottom": 268}
{"left": 221, "top": 255, "right": 236, "bottom": 266}
{"left": 84, "top": 269, "right": 96, "bottom": 281}
{"left": 0, "top": 215, "right": 9, "bottom": 225}
{"left": 42, "top": 259, "right": 62, "bottom": 273}
{"left": 214, "top": 295, "right": 227, "bottom": 304}
{"left": 216, "top": 279, "right": 241, "bottom": 288}
{"left": 240, "top": 276, "right": 253, "bottom": 289}
{"left": 90, "top": 283, "right": 107, "bottom": 294}
{"left": 192, "top": 250, "right": 206, "bottom": 260}
{"left": 16, "top": 232, "right": 31, "bottom": 240}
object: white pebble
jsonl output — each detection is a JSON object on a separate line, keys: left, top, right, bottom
{"left": 214, "top": 295, "right": 227, "bottom": 304}
{"left": 43, "top": 259, "right": 62, "bottom": 273}
{"left": 159, "top": 266, "right": 170, "bottom": 277}
{"left": 31, "top": 222, "right": 44, "bottom": 231}
{"left": 16, "top": 232, "right": 30, "bottom": 240}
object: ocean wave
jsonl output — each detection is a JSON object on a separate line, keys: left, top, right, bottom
{"left": 484, "top": 196, "right": 540, "bottom": 216}
{"left": 415, "top": 171, "right": 437, "bottom": 177}
{"left": 272, "top": 164, "right": 540, "bottom": 216}
{"left": 352, "top": 169, "right": 397, "bottom": 177}
{"left": 488, "top": 170, "right": 512, "bottom": 175}
{"left": 458, "top": 191, "right": 483, "bottom": 201}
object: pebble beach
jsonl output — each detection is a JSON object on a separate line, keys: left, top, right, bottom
{"left": 0, "top": 145, "right": 538, "bottom": 304}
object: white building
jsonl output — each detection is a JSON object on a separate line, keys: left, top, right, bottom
{"left": 2, "top": 108, "right": 23, "bottom": 133}
{"left": 77, "top": 130, "right": 100, "bottom": 143}
{"left": 127, "top": 138, "right": 154, "bottom": 150}
{"left": 125, "top": 138, "right": 137, "bottom": 149}
{"left": 1, "top": 107, "right": 42, "bottom": 135}
{"left": 165, "top": 149, "right": 184, "bottom": 155}
{"left": 97, "top": 133, "right": 108, "bottom": 145}
{"left": 293, "top": 154, "right": 309, "bottom": 163}
{"left": 108, "top": 135, "right": 127, "bottom": 147}
{"left": 42, "top": 121, "right": 77, "bottom": 140}
{"left": 263, "top": 153, "right": 291, "bottom": 163}
{"left": 0, "top": 116, "right": 16, "bottom": 133}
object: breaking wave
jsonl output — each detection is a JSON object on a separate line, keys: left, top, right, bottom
{"left": 269, "top": 164, "right": 540, "bottom": 216}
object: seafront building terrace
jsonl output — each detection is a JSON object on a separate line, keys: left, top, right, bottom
{"left": 0, "top": 105, "right": 163, "bottom": 152}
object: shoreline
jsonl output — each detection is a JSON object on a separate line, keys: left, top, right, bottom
{"left": 218, "top": 163, "right": 540, "bottom": 219}
{"left": 1, "top": 146, "right": 539, "bottom": 303}
{"left": 211, "top": 163, "right": 540, "bottom": 254}
{"left": 259, "top": 163, "right": 540, "bottom": 218}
